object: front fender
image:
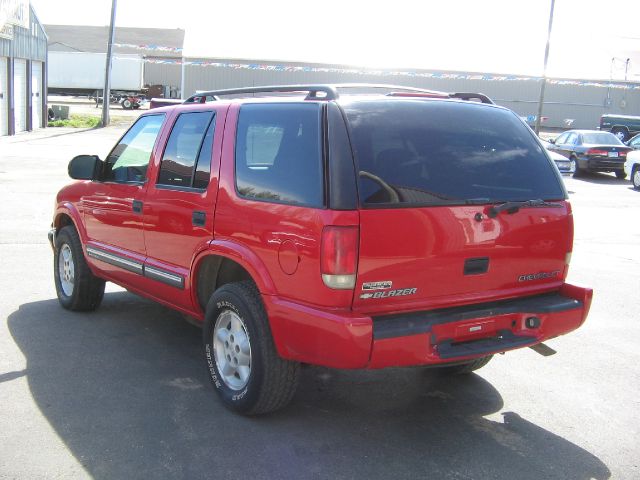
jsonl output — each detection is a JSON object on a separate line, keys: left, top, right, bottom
{"left": 54, "top": 202, "right": 87, "bottom": 243}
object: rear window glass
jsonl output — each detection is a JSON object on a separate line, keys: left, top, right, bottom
{"left": 581, "top": 132, "right": 622, "bottom": 145}
{"left": 341, "top": 100, "right": 565, "bottom": 207}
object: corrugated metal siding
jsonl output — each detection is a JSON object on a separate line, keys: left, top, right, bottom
{"left": 144, "top": 60, "right": 181, "bottom": 88}
{"left": 0, "top": 10, "right": 47, "bottom": 61}
{"left": 184, "top": 59, "right": 639, "bottom": 130}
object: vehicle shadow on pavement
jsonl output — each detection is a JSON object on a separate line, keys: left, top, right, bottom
{"left": 8, "top": 293, "right": 610, "bottom": 480}
{"left": 572, "top": 172, "right": 629, "bottom": 185}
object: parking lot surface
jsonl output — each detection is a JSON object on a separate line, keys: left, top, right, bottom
{"left": 0, "top": 126, "right": 638, "bottom": 479}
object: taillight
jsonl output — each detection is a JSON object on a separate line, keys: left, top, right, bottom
{"left": 320, "top": 226, "right": 359, "bottom": 289}
{"left": 619, "top": 151, "right": 627, "bottom": 157}
{"left": 586, "top": 148, "right": 608, "bottom": 156}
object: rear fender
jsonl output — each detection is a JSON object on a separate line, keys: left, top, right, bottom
{"left": 201, "top": 239, "right": 277, "bottom": 296}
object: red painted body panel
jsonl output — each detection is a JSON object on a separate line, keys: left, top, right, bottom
{"left": 353, "top": 203, "right": 573, "bottom": 315}
{"left": 213, "top": 104, "right": 358, "bottom": 309}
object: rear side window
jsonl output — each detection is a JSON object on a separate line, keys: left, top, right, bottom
{"left": 158, "top": 111, "right": 215, "bottom": 189}
{"left": 235, "top": 103, "right": 324, "bottom": 207}
{"left": 342, "top": 100, "right": 565, "bottom": 207}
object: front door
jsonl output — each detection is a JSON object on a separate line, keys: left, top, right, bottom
{"left": 82, "top": 114, "right": 166, "bottom": 283}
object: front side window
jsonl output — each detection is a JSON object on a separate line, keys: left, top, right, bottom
{"left": 104, "top": 114, "right": 165, "bottom": 183}
{"left": 158, "top": 111, "right": 215, "bottom": 189}
{"left": 342, "top": 100, "right": 565, "bottom": 207}
{"left": 235, "top": 103, "right": 324, "bottom": 207}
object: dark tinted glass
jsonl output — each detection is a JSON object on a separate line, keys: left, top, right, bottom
{"left": 582, "top": 132, "right": 622, "bottom": 145}
{"left": 235, "top": 103, "right": 323, "bottom": 207}
{"left": 158, "top": 111, "right": 214, "bottom": 188}
{"left": 104, "top": 114, "right": 165, "bottom": 182}
{"left": 342, "top": 100, "right": 565, "bottom": 206}
{"left": 193, "top": 116, "right": 216, "bottom": 189}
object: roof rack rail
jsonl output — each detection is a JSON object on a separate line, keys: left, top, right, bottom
{"left": 450, "top": 92, "right": 494, "bottom": 104}
{"left": 182, "top": 84, "right": 494, "bottom": 105}
{"left": 184, "top": 85, "right": 339, "bottom": 103}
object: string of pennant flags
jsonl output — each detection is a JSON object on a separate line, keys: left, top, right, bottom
{"left": 108, "top": 43, "right": 639, "bottom": 90}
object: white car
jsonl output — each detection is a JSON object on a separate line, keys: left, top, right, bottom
{"left": 540, "top": 140, "right": 575, "bottom": 175}
{"left": 624, "top": 150, "right": 640, "bottom": 190}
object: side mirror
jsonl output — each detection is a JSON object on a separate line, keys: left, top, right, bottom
{"left": 68, "top": 155, "right": 101, "bottom": 180}
{"left": 547, "top": 138, "right": 556, "bottom": 144}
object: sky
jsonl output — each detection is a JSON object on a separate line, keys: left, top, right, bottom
{"left": 29, "top": 0, "right": 640, "bottom": 81}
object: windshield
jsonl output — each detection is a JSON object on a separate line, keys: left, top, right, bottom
{"left": 341, "top": 100, "right": 566, "bottom": 207}
{"left": 581, "top": 132, "right": 623, "bottom": 145}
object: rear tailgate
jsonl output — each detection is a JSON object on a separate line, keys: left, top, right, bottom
{"left": 354, "top": 203, "right": 571, "bottom": 314}
{"left": 339, "top": 98, "right": 570, "bottom": 315}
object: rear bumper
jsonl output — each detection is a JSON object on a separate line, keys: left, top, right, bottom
{"left": 581, "top": 156, "right": 625, "bottom": 172}
{"left": 265, "top": 283, "right": 593, "bottom": 369}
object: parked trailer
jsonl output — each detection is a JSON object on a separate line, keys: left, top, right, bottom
{"left": 48, "top": 51, "right": 144, "bottom": 95}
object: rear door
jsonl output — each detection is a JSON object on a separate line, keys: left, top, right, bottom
{"left": 142, "top": 106, "right": 225, "bottom": 308}
{"left": 341, "top": 100, "right": 571, "bottom": 315}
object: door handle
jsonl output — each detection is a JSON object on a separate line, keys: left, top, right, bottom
{"left": 192, "top": 211, "right": 206, "bottom": 227}
{"left": 132, "top": 200, "right": 143, "bottom": 214}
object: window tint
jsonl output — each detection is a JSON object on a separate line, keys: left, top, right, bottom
{"left": 158, "top": 111, "right": 215, "bottom": 188}
{"left": 235, "top": 103, "right": 323, "bottom": 207}
{"left": 104, "top": 115, "right": 165, "bottom": 182}
{"left": 582, "top": 132, "right": 622, "bottom": 145}
{"left": 341, "top": 100, "right": 565, "bottom": 207}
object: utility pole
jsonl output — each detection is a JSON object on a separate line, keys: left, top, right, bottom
{"left": 101, "top": 0, "right": 118, "bottom": 127}
{"left": 534, "top": 0, "right": 555, "bottom": 135}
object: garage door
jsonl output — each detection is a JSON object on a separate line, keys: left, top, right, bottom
{"left": 0, "top": 57, "right": 7, "bottom": 136}
{"left": 13, "top": 58, "right": 27, "bottom": 133}
{"left": 31, "top": 61, "right": 43, "bottom": 129}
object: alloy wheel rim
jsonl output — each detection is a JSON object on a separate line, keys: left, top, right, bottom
{"left": 58, "top": 244, "right": 74, "bottom": 297}
{"left": 213, "top": 310, "right": 252, "bottom": 390}
{"left": 634, "top": 170, "right": 640, "bottom": 188}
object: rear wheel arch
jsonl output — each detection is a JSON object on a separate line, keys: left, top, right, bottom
{"left": 193, "top": 254, "right": 264, "bottom": 311}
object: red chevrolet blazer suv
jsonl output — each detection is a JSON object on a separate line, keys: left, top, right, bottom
{"left": 49, "top": 85, "right": 592, "bottom": 414}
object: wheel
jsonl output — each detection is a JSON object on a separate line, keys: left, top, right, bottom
{"left": 569, "top": 157, "right": 578, "bottom": 176}
{"left": 633, "top": 166, "right": 640, "bottom": 190}
{"left": 615, "top": 170, "right": 626, "bottom": 179}
{"left": 203, "top": 281, "right": 300, "bottom": 415}
{"left": 571, "top": 156, "right": 583, "bottom": 177}
{"left": 122, "top": 99, "right": 132, "bottom": 109}
{"left": 54, "top": 226, "right": 105, "bottom": 311}
{"left": 612, "top": 128, "right": 629, "bottom": 142}
{"left": 440, "top": 355, "right": 493, "bottom": 375}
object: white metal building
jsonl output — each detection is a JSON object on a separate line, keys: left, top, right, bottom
{"left": 1, "top": 1, "right": 47, "bottom": 136}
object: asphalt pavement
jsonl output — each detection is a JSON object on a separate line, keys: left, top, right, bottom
{"left": 0, "top": 126, "right": 638, "bottom": 479}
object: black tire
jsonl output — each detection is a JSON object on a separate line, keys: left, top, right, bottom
{"left": 571, "top": 156, "right": 583, "bottom": 177}
{"left": 615, "top": 170, "right": 626, "bottom": 179}
{"left": 122, "top": 99, "right": 132, "bottom": 109}
{"left": 632, "top": 166, "right": 640, "bottom": 190}
{"left": 440, "top": 355, "right": 493, "bottom": 375}
{"left": 54, "top": 226, "right": 105, "bottom": 311}
{"left": 611, "top": 128, "right": 629, "bottom": 142}
{"left": 203, "top": 281, "right": 300, "bottom": 415}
